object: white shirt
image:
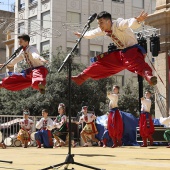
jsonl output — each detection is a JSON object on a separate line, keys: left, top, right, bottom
{"left": 9, "top": 45, "right": 46, "bottom": 68}
{"left": 141, "top": 98, "right": 151, "bottom": 113}
{"left": 53, "top": 114, "right": 67, "bottom": 129}
{"left": 36, "top": 117, "right": 53, "bottom": 130}
{"left": 19, "top": 118, "right": 34, "bottom": 130}
{"left": 79, "top": 113, "right": 96, "bottom": 124}
{"left": 104, "top": 119, "right": 108, "bottom": 129}
{"left": 160, "top": 116, "right": 170, "bottom": 127}
{"left": 84, "top": 18, "right": 141, "bottom": 49}
{"left": 107, "top": 93, "right": 118, "bottom": 109}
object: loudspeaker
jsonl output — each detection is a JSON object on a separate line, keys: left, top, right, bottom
{"left": 136, "top": 127, "right": 170, "bottom": 142}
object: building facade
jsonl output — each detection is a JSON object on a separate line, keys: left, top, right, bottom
{"left": 145, "top": 0, "right": 170, "bottom": 118}
{"left": 0, "top": 10, "right": 14, "bottom": 78}
{"left": 14, "top": 0, "right": 156, "bottom": 87}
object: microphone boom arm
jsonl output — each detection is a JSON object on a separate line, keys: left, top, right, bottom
{"left": 0, "top": 47, "right": 22, "bottom": 71}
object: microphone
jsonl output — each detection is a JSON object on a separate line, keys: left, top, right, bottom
{"left": 86, "top": 13, "right": 97, "bottom": 26}
{"left": 15, "top": 46, "right": 23, "bottom": 53}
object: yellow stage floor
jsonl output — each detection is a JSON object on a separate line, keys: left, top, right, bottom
{"left": 0, "top": 146, "right": 170, "bottom": 170}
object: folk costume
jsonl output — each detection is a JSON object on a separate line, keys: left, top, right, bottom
{"left": 53, "top": 114, "right": 68, "bottom": 146}
{"left": 79, "top": 106, "right": 98, "bottom": 147}
{"left": 17, "top": 112, "right": 33, "bottom": 148}
{"left": 1, "top": 45, "right": 48, "bottom": 94}
{"left": 107, "top": 93, "right": 123, "bottom": 148}
{"left": 79, "top": 113, "right": 98, "bottom": 135}
{"left": 101, "top": 114, "right": 113, "bottom": 147}
{"left": 72, "top": 17, "right": 157, "bottom": 86}
{"left": 35, "top": 117, "right": 53, "bottom": 148}
{"left": 139, "top": 98, "right": 154, "bottom": 147}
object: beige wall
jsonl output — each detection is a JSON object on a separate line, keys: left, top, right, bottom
{"left": 0, "top": 10, "right": 14, "bottom": 75}
{"left": 145, "top": 0, "right": 170, "bottom": 118}
{"left": 14, "top": 0, "right": 156, "bottom": 86}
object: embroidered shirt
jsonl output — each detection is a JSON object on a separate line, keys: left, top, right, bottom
{"left": 9, "top": 45, "right": 46, "bottom": 68}
{"left": 83, "top": 18, "right": 141, "bottom": 49}
{"left": 36, "top": 117, "right": 53, "bottom": 130}
{"left": 79, "top": 113, "right": 96, "bottom": 124}
{"left": 19, "top": 118, "right": 34, "bottom": 130}
{"left": 53, "top": 114, "right": 67, "bottom": 129}
{"left": 141, "top": 98, "right": 151, "bottom": 113}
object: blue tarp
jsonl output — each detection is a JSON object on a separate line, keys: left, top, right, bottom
{"left": 95, "top": 112, "right": 162, "bottom": 146}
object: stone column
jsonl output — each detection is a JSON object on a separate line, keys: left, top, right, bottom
{"left": 145, "top": 0, "right": 170, "bottom": 118}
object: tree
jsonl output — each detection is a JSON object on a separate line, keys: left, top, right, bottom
{"left": 0, "top": 47, "right": 114, "bottom": 116}
{"left": 118, "top": 79, "right": 155, "bottom": 117}
{"left": 0, "top": 47, "right": 155, "bottom": 117}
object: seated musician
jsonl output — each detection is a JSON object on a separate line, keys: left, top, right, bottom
{"left": 75, "top": 106, "right": 99, "bottom": 147}
{"left": 53, "top": 103, "right": 68, "bottom": 147}
{"left": 53, "top": 103, "right": 77, "bottom": 147}
{"left": 17, "top": 109, "right": 33, "bottom": 148}
{"left": 35, "top": 109, "right": 53, "bottom": 148}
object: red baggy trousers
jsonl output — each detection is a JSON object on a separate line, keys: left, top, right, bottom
{"left": 2, "top": 67, "right": 48, "bottom": 91}
{"left": 83, "top": 48, "right": 153, "bottom": 84}
{"left": 107, "top": 109, "right": 123, "bottom": 140}
{"left": 139, "top": 113, "right": 155, "bottom": 138}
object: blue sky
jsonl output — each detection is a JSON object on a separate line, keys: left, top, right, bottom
{"left": 0, "top": 0, "right": 15, "bottom": 12}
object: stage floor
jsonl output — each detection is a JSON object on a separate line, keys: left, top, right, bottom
{"left": 0, "top": 146, "right": 170, "bottom": 170}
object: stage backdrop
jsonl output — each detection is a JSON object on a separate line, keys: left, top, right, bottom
{"left": 96, "top": 112, "right": 162, "bottom": 146}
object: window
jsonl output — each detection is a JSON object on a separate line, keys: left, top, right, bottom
{"left": 29, "top": 0, "right": 37, "bottom": 3}
{"left": 67, "top": 42, "right": 80, "bottom": 56}
{"left": 41, "top": 11, "right": 50, "bottom": 29}
{"left": 19, "top": 0, "right": 25, "bottom": 9}
{"left": 152, "top": 58, "right": 155, "bottom": 63}
{"left": 114, "top": 75, "right": 124, "bottom": 86}
{"left": 67, "top": 12, "right": 80, "bottom": 23}
{"left": 133, "top": 0, "right": 144, "bottom": 8}
{"left": 41, "top": 40, "right": 50, "bottom": 55}
{"left": 151, "top": 0, "right": 156, "bottom": 12}
{"left": 18, "top": 22, "right": 25, "bottom": 34}
{"left": 32, "top": 44, "right": 37, "bottom": 48}
{"left": 112, "top": 0, "right": 124, "bottom": 3}
{"left": 90, "top": 45, "right": 102, "bottom": 57}
{"left": 28, "top": 16, "right": 37, "bottom": 33}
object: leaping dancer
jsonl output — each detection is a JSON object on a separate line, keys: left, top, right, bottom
{"left": 72, "top": 11, "right": 157, "bottom": 86}
{"left": 0, "top": 34, "right": 48, "bottom": 94}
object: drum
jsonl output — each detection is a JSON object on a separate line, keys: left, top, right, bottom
{"left": 4, "top": 137, "right": 13, "bottom": 146}
{"left": 0, "top": 132, "right": 2, "bottom": 143}
{"left": 30, "top": 132, "right": 36, "bottom": 141}
{"left": 14, "top": 139, "right": 21, "bottom": 147}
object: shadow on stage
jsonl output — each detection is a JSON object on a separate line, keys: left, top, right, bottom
{"left": 49, "top": 153, "right": 115, "bottom": 158}
{"left": 0, "top": 167, "right": 24, "bottom": 170}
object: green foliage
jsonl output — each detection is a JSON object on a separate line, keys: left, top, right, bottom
{"left": 0, "top": 47, "right": 114, "bottom": 116}
{"left": 0, "top": 47, "right": 155, "bottom": 117}
{"left": 118, "top": 79, "right": 155, "bottom": 117}
{"left": 118, "top": 80, "right": 139, "bottom": 117}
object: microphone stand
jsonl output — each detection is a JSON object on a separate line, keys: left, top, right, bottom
{"left": 0, "top": 160, "right": 13, "bottom": 164}
{"left": 0, "top": 47, "right": 22, "bottom": 71}
{"left": 41, "top": 22, "right": 103, "bottom": 170}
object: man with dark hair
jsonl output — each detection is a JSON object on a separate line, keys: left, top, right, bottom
{"left": 0, "top": 34, "right": 48, "bottom": 94}
{"left": 35, "top": 109, "right": 53, "bottom": 148}
{"left": 139, "top": 90, "right": 154, "bottom": 147}
{"left": 72, "top": 11, "right": 157, "bottom": 86}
